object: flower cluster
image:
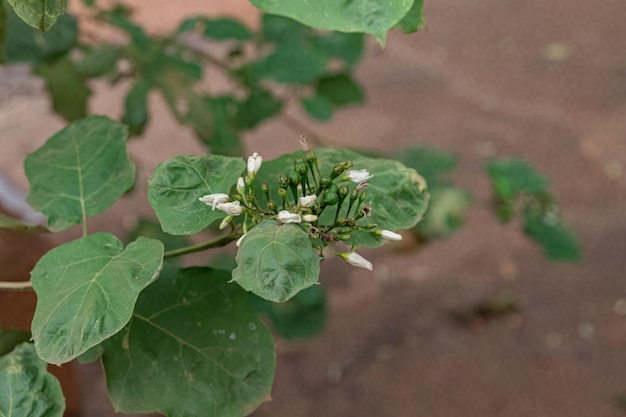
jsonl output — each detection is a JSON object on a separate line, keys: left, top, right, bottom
{"left": 199, "top": 150, "right": 404, "bottom": 272}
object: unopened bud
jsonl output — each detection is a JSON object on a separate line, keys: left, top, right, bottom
{"left": 295, "top": 158, "right": 308, "bottom": 176}
{"left": 303, "top": 214, "right": 318, "bottom": 222}
{"left": 279, "top": 175, "right": 290, "bottom": 189}
{"left": 219, "top": 215, "right": 233, "bottom": 230}
{"left": 338, "top": 185, "right": 349, "bottom": 198}
{"left": 288, "top": 171, "right": 301, "bottom": 186}
{"left": 268, "top": 200, "right": 278, "bottom": 213}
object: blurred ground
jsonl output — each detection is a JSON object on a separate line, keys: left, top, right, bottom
{"left": 1, "top": 0, "right": 626, "bottom": 416}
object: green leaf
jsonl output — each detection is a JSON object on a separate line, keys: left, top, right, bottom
{"left": 74, "top": 45, "right": 118, "bottom": 77}
{"left": 316, "top": 73, "right": 364, "bottom": 106}
{"left": 261, "top": 14, "right": 312, "bottom": 44}
{"left": 250, "top": 285, "right": 326, "bottom": 340}
{"left": 523, "top": 212, "right": 580, "bottom": 261}
{"left": 3, "top": 10, "right": 77, "bottom": 63}
{"left": 147, "top": 155, "right": 245, "bottom": 235}
{"left": 485, "top": 158, "right": 549, "bottom": 201}
{"left": 301, "top": 95, "right": 334, "bottom": 121}
{"left": 417, "top": 186, "right": 470, "bottom": 239}
{"left": 311, "top": 32, "right": 365, "bottom": 67}
{"left": 0, "top": 328, "right": 31, "bottom": 356}
{"left": 250, "top": 0, "right": 414, "bottom": 43}
{"left": 0, "top": 343, "right": 65, "bottom": 417}
{"left": 102, "top": 267, "right": 275, "bottom": 417}
{"left": 24, "top": 116, "right": 134, "bottom": 232}
{"left": 234, "top": 90, "right": 282, "bottom": 130}
{"left": 249, "top": 45, "right": 328, "bottom": 84}
{"left": 122, "top": 78, "right": 151, "bottom": 136}
{"left": 0, "top": 213, "right": 49, "bottom": 233}
{"left": 34, "top": 57, "right": 91, "bottom": 122}
{"left": 232, "top": 220, "right": 320, "bottom": 302}
{"left": 395, "top": 0, "right": 425, "bottom": 33}
{"left": 204, "top": 18, "right": 251, "bottom": 41}
{"left": 203, "top": 96, "right": 243, "bottom": 156}
{"left": 392, "top": 146, "right": 458, "bottom": 186}
{"left": 30, "top": 233, "right": 164, "bottom": 365}
{"left": 6, "top": 0, "right": 66, "bottom": 31}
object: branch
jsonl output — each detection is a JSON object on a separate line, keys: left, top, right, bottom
{"left": 163, "top": 233, "right": 239, "bottom": 259}
{"left": 0, "top": 281, "right": 34, "bottom": 291}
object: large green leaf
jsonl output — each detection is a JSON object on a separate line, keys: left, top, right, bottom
{"left": 6, "top": 0, "right": 66, "bottom": 31}
{"left": 102, "top": 267, "right": 275, "bottom": 417}
{"left": 0, "top": 343, "right": 65, "bottom": 417}
{"left": 30, "top": 233, "right": 164, "bottom": 365}
{"left": 232, "top": 220, "right": 320, "bottom": 302}
{"left": 0, "top": 328, "right": 31, "bottom": 356}
{"left": 250, "top": 0, "right": 414, "bottom": 43}
{"left": 24, "top": 116, "right": 134, "bottom": 232}
{"left": 3, "top": 9, "right": 77, "bottom": 63}
{"left": 148, "top": 155, "right": 245, "bottom": 235}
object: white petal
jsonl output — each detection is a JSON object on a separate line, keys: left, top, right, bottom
{"left": 345, "top": 252, "right": 373, "bottom": 271}
{"left": 380, "top": 230, "right": 402, "bottom": 241}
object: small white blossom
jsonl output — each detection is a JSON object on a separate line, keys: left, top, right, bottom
{"left": 236, "top": 234, "right": 246, "bottom": 247}
{"left": 216, "top": 201, "right": 243, "bottom": 216}
{"left": 199, "top": 193, "right": 229, "bottom": 210}
{"left": 379, "top": 230, "right": 402, "bottom": 241}
{"left": 347, "top": 169, "right": 373, "bottom": 183}
{"left": 237, "top": 177, "right": 245, "bottom": 191}
{"left": 277, "top": 210, "right": 301, "bottom": 224}
{"left": 247, "top": 152, "right": 263, "bottom": 175}
{"left": 303, "top": 214, "right": 318, "bottom": 223}
{"left": 343, "top": 252, "right": 373, "bottom": 271}
{"left": 299, "top": 194, "right": 317, "bottom": 208}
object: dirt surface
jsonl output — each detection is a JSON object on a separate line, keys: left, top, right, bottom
{"left": 1, "top": 0, "right": 626, "bottom": 416}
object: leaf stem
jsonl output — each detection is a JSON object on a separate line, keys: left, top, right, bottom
{"left": 0, "top": 281, "right": 34, "bottom": 291}
{"left": 163, "top": 233, "right": 239, "bottom": 259}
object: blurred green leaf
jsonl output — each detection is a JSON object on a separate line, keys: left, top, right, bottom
{"left": 122, "top": 78, "right": 151, "bottom": 136}
{"left": 261, "top": 14, "right": 312, "bottom": 44}
{"left": 0, "top": 327, "right": 31, "bottom": 356}
{"left": 34, "top": 57, "right": 91, "bottom": 122}
{"left": 250, "top": 285, "right": 326, "bottom": 340}
{"left": 317, "top": 73, "right": 364, "bottom": 106}
{"left": 204, "top": 17, "right": 251, "bottom": 40}
{"left": 417, "top": 186, "right": 470, "bottom": 239}
{"left": 301, "top": 95, "right": 334, "bottom": 121}
{"left": 392, "top": 147, "right": 458, "bottom": 186}
{"left": 486, "top": 158, "right": 549, "bottom": 201}
{"left": 74, "top": 45, "right": 118, "bottom": 77}
{"left": 6, "top": 0, "right": 66, "bottom": 31}
{"left": 248, "top": 45, "right": 328, "bottom": 84}
{"left": 203, "top": 96, "right": 243, "bottom": 156}
{"left": 235, "top": 90, "right": 282, "bottom": 129}
{"left": 3, "top": 9, "right": 77, "bottom": 63}
{"left": 395, "top": 0, "right": 425, "bottom": 33}
{"left": 523, "top": 212, "right": 580, "bottom": 261}
{"left": 311, "top": 32, "right": 365, "bottom": 67}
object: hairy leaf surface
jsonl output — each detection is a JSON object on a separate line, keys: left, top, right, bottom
{"left": 0, "top": 343, "right": 65, "bottom": 417}
{"left": 102, "top": 267, "right": 275, "bottom": 417}
{"left": 233, "top": 221, "right": 320, "bottom": 302}
{"left": 31, "top": 233, "right": 164, "bottom": 365}
{"left": 148, "top": 155, "right": 245, "bottom": 235}
{"left": 24, "top": 116, "right": 134, "bottom": 232}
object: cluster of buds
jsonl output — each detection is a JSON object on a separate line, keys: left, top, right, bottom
{"left": 199, "top": 147, "right": 403, "bottom": 272}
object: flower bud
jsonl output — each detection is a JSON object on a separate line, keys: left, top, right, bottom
{"left": 268, "top": 200, "right": 278, "bottom": 213}
{"left": 219, "top": 215, "right": 234, "bottom": 230}
{"left": 378, "top": 230, "right": 402, "bottom": 241}
{"left": 347, "top": 169, "right": 373, "bottom": 183}
{"left": 237, "top": 177, "right": 245, "bottom": 192}
{"left": 277, "top": 210, "right": 301, "bottom": 224}
{"left": 321, "top": 177, "right": 333, "bottom": 189}
{"left": 303, "top": 214, "right": 318, "bottom": 223}
{"left": 198, "top": 193, "right": 229, "bottom": 210}
{"left": 338, "top": 185, "right": 349, "bottom": 198}
{"left": 324, "top": 192, "right": 338, "bottom": 205}
{"left": 216, "top": 201, "right": 243, "bottom": 216}
{"left": 288, "top": 171, "right": 301, "bottom": 187}
{"left": 279, "top": 175, "right": 290, "bottom": 189}
{"left": 247, "top": 152, "right": 263, "bottom": 175}
{"left": 341, "top": 252, "right": 373, "bottom": 271}
{"left": 236, "top": 234, "right": 246, "bottom": 247}
{"left": 299, "top": 194, "right": 317, "bottom": 208}
{"left": 295, "top": 158, "right": 308, "bottom": 176}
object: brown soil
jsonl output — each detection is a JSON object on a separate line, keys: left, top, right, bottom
{"left": 1, "top": 0, "right": 626, "bottom": 416}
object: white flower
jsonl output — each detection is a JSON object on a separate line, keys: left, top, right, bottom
{"left": 236, "top": 234, "right": 246, "bottom": 247}
{"left": 247, "top": 152, "right": 263, "bottom": 175}
{"left": 379, "top": 230, "right": 402, "bottom": 241}
{"left": 303, "top": 214, "right": 318, "bottom": 223}
{"left": 199, "top": 193, "right": 229, "bottom": 210}
{"left": 299, "top": 194, "right": 317, "bottom": 208}
{"left": 237, "top": 177, "right": 245, "bottom": 191}
{"left": 347, "top": 169, "right": 373, "bottom": 183}
{"left": 216, "top": 201, "right": 243, "bottom": 216}
{"left": 277, "top": 210, "right": 301, "bottom": 224}
{"left": 342, "top": 252, "right": 373, "bottom": 271}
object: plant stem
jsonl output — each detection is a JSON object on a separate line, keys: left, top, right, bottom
{"left": 163, "top": 233, "right": 239, "bottom": 259}
{"left": 0, "top": 281, "right": 34, "bottom": 291}
{"left": 279, "top": 113, "right": 333, "bottom": 147}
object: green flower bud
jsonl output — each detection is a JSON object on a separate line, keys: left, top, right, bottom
{"left": 294, "top": 158, "right": 308, "bottom": 176}
{"left": 338, "top": 185, "right": 349, "bottom": 198}
{"left": 279, "top": 175, "right": 290, "bottom": 189}
{"left": 324, "top": 192, "right": 338, "bottom": 205}
{"left": 321, "top": 177, "right": 333, "bottom": 189}
{"left": 288, "top": 171, "right": 301, "bottom": 186}
{"left": 268, "top": 200, "right": 278, "bottom": 213}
